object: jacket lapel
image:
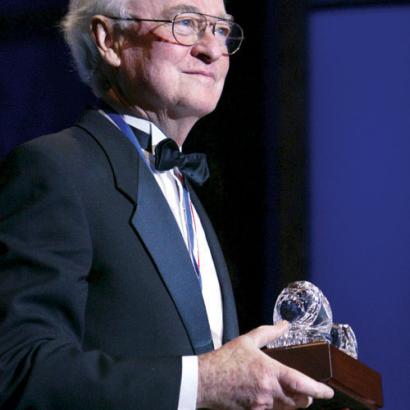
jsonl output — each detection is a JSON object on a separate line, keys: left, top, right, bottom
{"left": 76, "top": 110, "right": 214, "bottom": 354}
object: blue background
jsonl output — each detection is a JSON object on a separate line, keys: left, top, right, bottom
{"left": 309, "top": 5, "right": 410, "bottom": 408}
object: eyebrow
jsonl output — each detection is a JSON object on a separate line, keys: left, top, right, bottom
{"left": 163, "top": 4, "right": 233, "bottom": 21}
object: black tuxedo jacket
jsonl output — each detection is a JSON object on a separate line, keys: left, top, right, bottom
{"left": 0, "top": 110, "right": 238, "bottom": 410}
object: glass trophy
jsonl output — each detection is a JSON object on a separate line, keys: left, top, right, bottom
{"left": 331, "top": 323, "right": 358, "bottom": 359}
{"left": 267, "top": 281, "right": 358, "bottom": 359}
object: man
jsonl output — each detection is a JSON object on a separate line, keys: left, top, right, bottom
{"left": 0, "top": 0, "right": 334, "bottom": 408}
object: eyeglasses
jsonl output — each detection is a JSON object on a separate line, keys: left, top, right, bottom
{"left": 105, "top": 11, "right": 244, "bottom": 55}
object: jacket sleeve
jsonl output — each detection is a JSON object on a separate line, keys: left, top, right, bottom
{"left": 0, "top": 141, "right": 181, "bottom": 410}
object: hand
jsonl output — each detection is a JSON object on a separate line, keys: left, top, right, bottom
{"left": 197, "top": 321, "right": 334, "bottom": 410}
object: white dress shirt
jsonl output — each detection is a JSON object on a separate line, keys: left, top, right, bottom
{"left": 103, "top": 111, "right": 223, "bottom": 409}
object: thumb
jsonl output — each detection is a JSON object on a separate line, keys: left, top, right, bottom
{"left": 246, "top": 321, "right": 289, "bottom": 348}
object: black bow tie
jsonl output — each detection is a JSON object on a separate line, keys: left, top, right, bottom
{"left": 154, "top": 138, "right": 209, "bottom": 186}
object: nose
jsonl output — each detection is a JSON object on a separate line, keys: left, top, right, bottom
{"left": 190, "top": 27, "right": 226, "bottom": 63}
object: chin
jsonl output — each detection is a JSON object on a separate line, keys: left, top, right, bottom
{"left": 179, "top": 99, "right": 219, "bottom": 118}
{"left": 182, "top": 91, "right": 222, "bottom": 114}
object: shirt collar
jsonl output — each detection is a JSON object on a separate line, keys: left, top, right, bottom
{"left": 123, "top": 115, "right": 168, "bottom": 155}
{"left": 98, "top": 106, "right": 181, "bottom": 154}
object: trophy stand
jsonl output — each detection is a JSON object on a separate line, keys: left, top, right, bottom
{"left": 264, "top": 342, "right": 383, "bottom": 410}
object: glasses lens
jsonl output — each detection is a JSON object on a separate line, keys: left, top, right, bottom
{"left": 224, "top": 22, "right": 244, "bottom": 55}
{"left": 212, "top": 20, "right": 244, "bottom": 55}
{"left": 172, "top": 13, "right": 206, "bottom": 45}
{"left": 172, "top": 12, "right": 244, "bottom": 55}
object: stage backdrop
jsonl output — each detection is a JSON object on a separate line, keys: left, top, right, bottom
{"left": 308, "top": 3, "right": 410, "bottom": 409}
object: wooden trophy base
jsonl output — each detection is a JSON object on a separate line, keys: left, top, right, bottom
{"left": 264, "top": 342, "right": 383, "bottom": 410}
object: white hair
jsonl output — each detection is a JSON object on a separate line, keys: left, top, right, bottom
{"left": 61, "top": 0, "right": 132, "bottom": 97}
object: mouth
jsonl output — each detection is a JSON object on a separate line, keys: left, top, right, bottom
{"left": 183, "top": 70, "right": 216, "bottom": 80}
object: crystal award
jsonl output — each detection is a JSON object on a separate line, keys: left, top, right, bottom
{"left": 264, "top": 281, "right": 383, "bottom": 409}
{"left": 331, "top": 323, "right": 358, "bottom": 359}
{"left": 267, "top": 281, "right": 358, "bottom": 359}
{"left": 268, "top": 281, "right": 333, "bottom": 348}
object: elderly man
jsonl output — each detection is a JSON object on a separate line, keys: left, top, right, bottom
{"left": 0, "top": 0, "right": 334, "bottom": 409}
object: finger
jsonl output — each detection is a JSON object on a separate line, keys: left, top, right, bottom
{"left": 246, "top": 322, "right": 289, "bottom": 348}
{"left": 274, "top": 390, "right": 314, "bottom": 409}
{"left": 279, "top": 366, "right": 334, "bottom": 400}
{"left": 291, "top": 393, "right": 314, "bottom": 408}
{"left": 277, "top": 394, "right": 313, "bottom": 409}
{"left": 270, "top": 376, "right": 312, "bottom": 409}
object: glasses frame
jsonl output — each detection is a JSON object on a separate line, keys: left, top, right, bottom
{"left": 104, "top": 11, "right": 244, "bottom": 55}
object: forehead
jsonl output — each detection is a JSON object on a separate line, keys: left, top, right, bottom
{"left": 127, "top": 0, "right": 229, "bottom": 19}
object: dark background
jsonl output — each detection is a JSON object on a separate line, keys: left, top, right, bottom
{"left": 1, "top": 0, "right": 409, "bottom": 408}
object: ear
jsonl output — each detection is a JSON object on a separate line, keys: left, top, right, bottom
{"left": 90, "top": 15, "right": 122, "bottom": 67}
